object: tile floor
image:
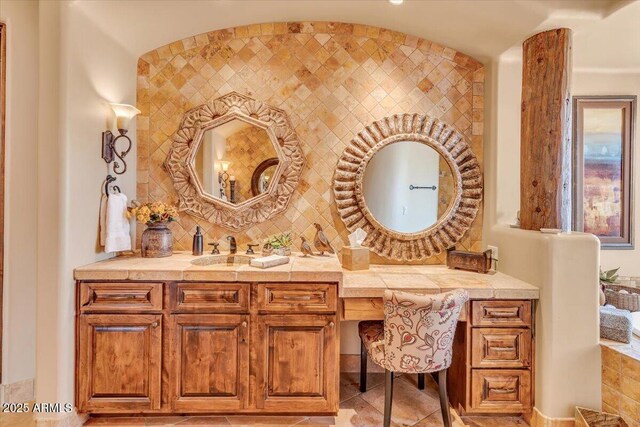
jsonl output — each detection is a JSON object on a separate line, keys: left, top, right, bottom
{"left": 0, "top": 373, "right": 527, "bottom": 427}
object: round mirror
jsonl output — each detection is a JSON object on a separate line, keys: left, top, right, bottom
{"left": 193, "top": 118, "right": 278, "bottom": 204}
{"left": 362, "top": 141, "right": 455, "bottom": 233}
{"left": 251, "top": 158, "right": 279, "bottom": 196}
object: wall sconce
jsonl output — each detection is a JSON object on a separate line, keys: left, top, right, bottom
{"left": 102, "top": 103, "right": 141, "bottom": 175}
{"left": 218, "top": 161, "right": 231, "bottom": 199}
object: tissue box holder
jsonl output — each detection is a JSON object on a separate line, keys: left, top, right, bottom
{"left": 342, "top": 246, "right": 369, "bottom": 271}
{"left": 600, "top": 306, "right": 633, "bottom": 343}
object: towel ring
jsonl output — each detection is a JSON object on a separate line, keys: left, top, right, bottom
{"left": 104, "top": 174, "right": 120, "bottom": 197}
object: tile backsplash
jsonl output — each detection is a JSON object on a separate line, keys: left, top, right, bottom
{"left": 136, "top": 22, "right": 484, "bottom": 264}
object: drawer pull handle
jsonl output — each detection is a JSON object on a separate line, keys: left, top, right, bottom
{"left": 490, "top": 387, "right": 516, "bottom": 394}
{"left": 282, "top": 294, "right": 313, "bottom": 301}
{"left": 329, "top": 322, "right": 335, "bottom": 328}
{"left": 151, "top": 321, "right": 159, "bottom": 328}
{"left": 241, "top": 321, "right": 247, "bottom": 328}
{"left": 492, "top": 346, "right": 515, "bottom": 352}
{"left": 485, "top": 309, "right": 518, "bottom": 318}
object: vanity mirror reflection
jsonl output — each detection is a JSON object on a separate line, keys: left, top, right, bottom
{"left": 165, "top": 92, "right": 304, "bottom": 231}
{"left": 363, "top": 141, "right": 455, "bottom": 233}
{"left": 334, "top": 114, "right": 482, "bottom": 261}
{"left": 193, "top": 119, "right": 279, "bottom": 204}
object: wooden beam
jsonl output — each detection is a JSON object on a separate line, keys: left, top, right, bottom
{"left": 520, "top": 28, "right": 572, "bottom": 231}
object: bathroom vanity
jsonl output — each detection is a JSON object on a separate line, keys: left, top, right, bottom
{"left": 74, "top": 253, "right": 342, "bottom": 415}
{"left": 74, "top": 254, "right": 538, "bottom": 417}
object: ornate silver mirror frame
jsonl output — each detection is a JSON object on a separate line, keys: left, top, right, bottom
{"left": 165, "top": 92, "right": 305, "bottom": 231}
{"left": 333, "top": 114, "right": 483, "bottom": 261}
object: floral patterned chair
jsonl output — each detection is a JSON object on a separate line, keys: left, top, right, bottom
{"left": 358, "top": 289, "right": 469, "bottom": 427}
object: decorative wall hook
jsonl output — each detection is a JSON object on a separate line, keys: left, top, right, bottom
{"left": 102, "top": 103, "right": 140, "bottom": 175}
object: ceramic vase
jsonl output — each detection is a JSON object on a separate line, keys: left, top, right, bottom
{"left": 141, "top": 222, "right": 173, "bottom": 258}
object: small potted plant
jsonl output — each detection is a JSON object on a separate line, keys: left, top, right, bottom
{"left": 266, "top": 232, "right": 293, "bottom": 256}
{"left": 128, "top": 201, "right": 179, "bottom": 258}
{"left": 599, "top": 267, "right": 619, "bottom": 306}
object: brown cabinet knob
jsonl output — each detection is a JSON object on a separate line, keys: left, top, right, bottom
{"left": 241, "top": 321, "right": 247, "bottom": 328}
{"left": 151, "top": 321, "right": 159, "bottom": 328}
{"left": 329, "top": 322, "right": 335, "bottom": 328}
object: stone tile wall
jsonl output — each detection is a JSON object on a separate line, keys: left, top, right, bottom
{"left": 224, "top": 126, "right": 277, "bottom": 203}
{"left": 601, "top": 344, "right": 640, "bottom": 425}
{"left": 136, "top": 22, "right": 484, "bottom": 263}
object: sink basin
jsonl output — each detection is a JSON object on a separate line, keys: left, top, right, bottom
{"left": 191, "top": 254, "right": 253, "bottom": 266}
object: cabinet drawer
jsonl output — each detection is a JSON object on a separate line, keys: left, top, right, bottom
{"left": 171, "top": 283, "right": 249, "bottom": 313}
{"left": 257, "top": 283, "right": 337, "bottom": 313}
{"left": 471, "top": 328, "right": 531, "bottom": 368}
{"left": 79, "top": 282, "right": 163, "bottom": 313}
{"left": 472, "top": 301, "right": 531, "bottom": 327}
{"left": 471, "top": 369, "right": 532, "bottom": 413}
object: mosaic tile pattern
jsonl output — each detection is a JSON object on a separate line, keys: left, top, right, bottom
{"left": 136, "top": 22, "right": 484, "bottom": 263}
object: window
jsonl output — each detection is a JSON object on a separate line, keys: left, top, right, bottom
{"left": 573, "top": 96, "right": 636, "bottom": 248}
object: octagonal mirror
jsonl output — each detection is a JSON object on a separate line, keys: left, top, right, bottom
{"left": 165, "top": 92, "right": 305, "bottom": 231}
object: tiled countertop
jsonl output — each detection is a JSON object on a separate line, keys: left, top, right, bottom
{"left": 75, "top": 253, "right": 539, "bottom": 300}
{"left": 342, "top": 265, "right": 539, "bottom": 299}
{"left": 74, "top": 252, "right": 343, "bottom": 282}
{"left": 601, "top": 336, "right": 640, "bottom": 362}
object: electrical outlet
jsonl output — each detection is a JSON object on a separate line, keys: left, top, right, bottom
{"left": 487, "top": 245, "right": 499, "bottom": 261}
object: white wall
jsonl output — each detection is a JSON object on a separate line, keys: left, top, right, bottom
{"left": 0, "top": 0, "right": 38, "bottom": 389}
{"left": 572, "top": 72, "right": 640, "bottom": 275}
{"left": 35, "top": 0, "right": 137, "bottom": 420}
{"left": 363, "top": 142, "right": 440, "bottom": 233}
{"left": 483, "top": 51, "right": 522, "bottom": 231}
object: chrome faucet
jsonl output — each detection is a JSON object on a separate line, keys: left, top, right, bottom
{"left": 227, "top": 236, "right": 237, "bottom": 254}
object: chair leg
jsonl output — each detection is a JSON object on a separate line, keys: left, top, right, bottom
{"left": 438, "top": 369, "right": 452, "bottom": 427}
{"left": 417, "top": 373, "right": 425, "bottom": 390}
{"left": 383, "top": 369, "right": 394, "bottom": 427}
{"left": 359, "top": 340, "right": 367, "bottom": 392}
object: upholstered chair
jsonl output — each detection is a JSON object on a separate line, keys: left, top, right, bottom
{"left": 358, "top": 289, "right": 469, "bottom": 427}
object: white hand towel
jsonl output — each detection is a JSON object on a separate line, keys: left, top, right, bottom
{"left": 104, "top": 192, "right": 132, "bottom": 253}
{"left": 99, "top": 194, "right": 107, "bottom": 247}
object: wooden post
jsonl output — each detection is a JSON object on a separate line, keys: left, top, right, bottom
{"left": 520, "top": 28, "right": 572, "bottom": 231}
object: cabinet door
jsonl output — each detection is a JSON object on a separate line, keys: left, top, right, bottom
{"left": 170, "top": 314, "right": 249, "bottom": 411}
{"left": 77, "top": 314, "right": 162, "bottom": 412}
{"left": 255, "top": 314, "right": 338, "bottom": 413}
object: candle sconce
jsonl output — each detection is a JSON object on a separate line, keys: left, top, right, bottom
{"left": 102, "top": 103, "right": 141, "bottom": 175}
{"left": 218, "top": 161, "right": 231, "bottom": 200}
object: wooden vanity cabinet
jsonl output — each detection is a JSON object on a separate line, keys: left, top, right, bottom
{"left": 448, "top": 300, "right": 534, "bottom": 415}
{"left": 170, "top": 313, "right": 250, "bottom": 411}
{"left": 76, "top": 281, "right": 339, "bottom": 415}
{"left": 77, "top": 313, "right": 162, "bottom": 412}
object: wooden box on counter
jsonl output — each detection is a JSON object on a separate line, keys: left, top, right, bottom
{"left": 341, "top": 246, "right": 370, "bottom": 271}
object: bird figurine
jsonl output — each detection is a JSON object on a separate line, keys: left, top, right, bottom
{"left": 300, "top": 236, "right": 314, "bottom": 257}
{"left": 313, "top": 223, "right": 335, "bottom": 256}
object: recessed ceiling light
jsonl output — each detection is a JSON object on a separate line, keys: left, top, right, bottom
{"left": 389, "top": 0, "right": 404, "bottom": 4}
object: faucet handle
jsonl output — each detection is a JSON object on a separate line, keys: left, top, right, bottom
{"left": 246, "top": 244, "right": 259, "bottom": 255}
{"left": 208, "top": 242, "right": 220, "bottom": 254}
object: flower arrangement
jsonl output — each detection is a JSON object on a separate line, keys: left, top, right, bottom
{"left": 128, "top": 201, "right": 179, "bottom": 225}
